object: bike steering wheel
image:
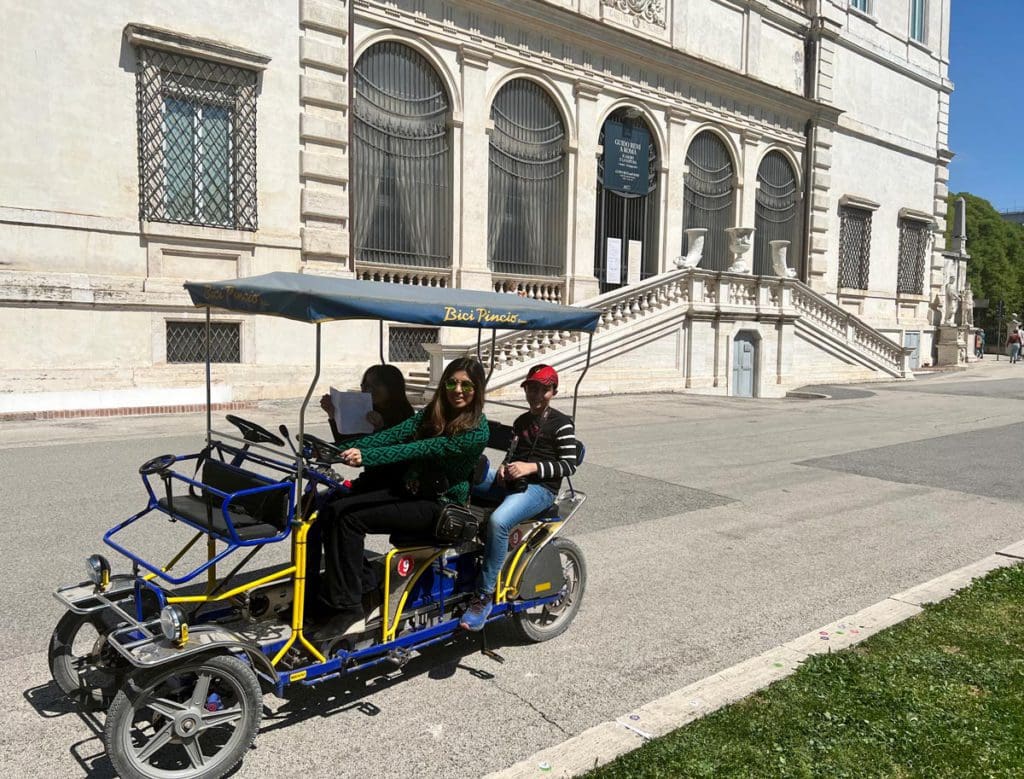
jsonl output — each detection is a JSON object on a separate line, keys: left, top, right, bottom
{"left": 139, "top": 454, "right": 176, "bottom": 475}
{"left": 301, "top": 433, "right": 345, "bottom": 463}
{"left": 225, "top": 414, "right": 285, "bottom": 446}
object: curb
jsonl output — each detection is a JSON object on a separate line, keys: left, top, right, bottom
{"left": 0, "top": 400, "right": 254, "bottom": 422}
{"left": 487, "top": 539, "right": 1024, "bottom": 779}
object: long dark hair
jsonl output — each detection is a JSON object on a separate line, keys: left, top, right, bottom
{"left": 417, "top": 357, "right": 486, "bottom": 438}
{"left": 362, "top": 364, "right": 414, "bottom": 426}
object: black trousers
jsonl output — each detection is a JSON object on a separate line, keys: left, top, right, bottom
{"left": 319, "top": 486, "right": 439, "bottom": 610}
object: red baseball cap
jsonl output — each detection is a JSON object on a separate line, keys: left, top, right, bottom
{"left": 521, "top": 364, "right": 558, "bottom": 388}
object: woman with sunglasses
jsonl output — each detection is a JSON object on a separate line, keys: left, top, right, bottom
{"left": 311, "top": 357, "right": 489, "bottom": 639}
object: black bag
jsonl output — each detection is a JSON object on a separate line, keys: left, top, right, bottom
{"left": 433, "top": 503, "right": 480, "bottom": 544}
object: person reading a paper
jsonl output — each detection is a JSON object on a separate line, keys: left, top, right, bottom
{"left": 320, "top": 364, "right": 414, "bottom": 439}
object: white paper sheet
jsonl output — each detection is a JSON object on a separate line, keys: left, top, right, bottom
{"left": 330, "top": 388, "right": 374, "bottom": 434}
{"left": 606, "top": 237, "right": 622, "bottom": 284}
{"left": 627, "top": 240, "right": 642, "bottom": 285}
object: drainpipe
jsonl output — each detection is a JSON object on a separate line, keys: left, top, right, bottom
{"left": 800, "top": 20, "right": 820, "bottom": 285}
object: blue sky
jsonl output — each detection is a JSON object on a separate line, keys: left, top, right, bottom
{"left": 948, "top": 0, "right": 1023, "bottom": 211}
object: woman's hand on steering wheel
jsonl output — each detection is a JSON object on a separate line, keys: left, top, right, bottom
{"left": 340, "top": 448, "right": 362, "bottom": 467}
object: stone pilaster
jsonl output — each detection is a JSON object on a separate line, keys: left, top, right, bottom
{"left": 567, "top": 82, "right": 601, "bottom": 303}
{"left": 663, "top": 108, "right": 689, "bottom": 270}
{"left": 805, "top": 123, "right": 833, "bottom": 293}
{"left": 455, "top": 45, "right": 493, "bottom": 291}
{"left": 738, "top": 131, "right": 762, "bottom": 228}
{"left": 299, "top": 0, "right": 351, "bottom": 273}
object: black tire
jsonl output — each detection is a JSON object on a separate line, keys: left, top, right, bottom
{"left": 105, "top": 654, "right": 262, "bottom": 779}
{"left": 48, "top": 609, "right": 128, "bottom": 710}
{"left": 512, "top": 537, "right": 587, "bottom": 643}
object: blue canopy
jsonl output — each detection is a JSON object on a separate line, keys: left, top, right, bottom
{"left": 184, "top": 272, "right": 601, "bottom": 333}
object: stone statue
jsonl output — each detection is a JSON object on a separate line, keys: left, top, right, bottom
{"left": 961, "top": 282, "right": 974, "bottom": 327}
{"left": 769, "top": 240, "right": 797, "bottom": 278}
{"left": 725, "top": 227, "right": 755, "bottom": 274}
{"left": 676, "top": 228, "right": 707, "bottom": 269}
{"left": 942, "top": 275, "right": 958, "bottom": 326}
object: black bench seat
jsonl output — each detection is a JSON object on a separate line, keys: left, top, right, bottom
{"left": 156, "top": 458, "right": 290, "bottom": 542}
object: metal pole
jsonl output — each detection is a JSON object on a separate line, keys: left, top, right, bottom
{"left": 379, "top": 320, "right": 385, "bottom": 364}
{"left": 205, "top": 307, "right": 212, "bottom": 445}
{"left": 297, "top": 324, "right": 322, "bottom": 503}
{"left": 571, "top": 331, "right": 595, "bottom": 422}
{"left": 485, "top": 330, "right": 497, "bottom": 385}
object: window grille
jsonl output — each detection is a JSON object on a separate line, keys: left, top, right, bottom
{"left": 909, "top": 0, "right": 927, "bottom": 42}
{"left": 352, "top": 42, "right": 452, "bottom": 269}
{"left": 838, "top": 206, "right": 872, "bottom": 290}
{"left": 135, "top": 47, "right": 258, "bottom": 230}
{"left": 488, "top": 79, "right": 568, "bottom": 277}
{"left": 388, "top": 327, "right": 438, "bottom": 362}
{"left": 166, "top": 322, "right": 241, "bottom": 363}
{"left": 897, "top": 218, "right": 930, "bottom": 295}
{"left": 754, "top": 151, "right": 800, "bottom": 276}
{"left": 595, "top": 109, "right": 660, "bottom": 292}
{"left": 683, "top": 131, "right": 735, "bottom": 271}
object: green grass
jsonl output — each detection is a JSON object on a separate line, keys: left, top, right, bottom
{"left": 590, "top": 564, "right": 1024, "bottom": 779}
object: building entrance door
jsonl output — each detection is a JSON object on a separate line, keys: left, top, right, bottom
{"left": 904, "top": 330, "right": 921, "bottom": 369}
{"left": 732, "top": 332, "right": 757, "bottom": 397}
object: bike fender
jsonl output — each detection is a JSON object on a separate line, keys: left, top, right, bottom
{"left": 108, "top": 624, "right": 277, "bottom": 679}
{"left": 516, "top": 543, "right": 564, "bottom": 599}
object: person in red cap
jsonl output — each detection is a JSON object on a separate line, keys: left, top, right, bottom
{"left": 461, "top": 363, "right": 578, "bottom": 631}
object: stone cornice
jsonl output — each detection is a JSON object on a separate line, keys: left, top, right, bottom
{"left": 123, "top": 24, "right": 271, "bottom": 70}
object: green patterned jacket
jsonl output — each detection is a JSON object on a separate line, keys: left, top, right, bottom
{"left": 347, "top": 410, "right": 488, "bottom": 505}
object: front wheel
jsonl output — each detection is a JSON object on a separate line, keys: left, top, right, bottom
{"left": 48, "top": 609, "right": 129, "bottom": 710}
{"left": 513, "top": 537, "right": 587, "bottom": 643}
{"left": 105, "top": 654, "right": 262, "bottom": 779}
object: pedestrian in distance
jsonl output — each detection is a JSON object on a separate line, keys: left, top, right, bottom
{"left": 1007, "top": 327, "right": 1022, "bottom": 364}
{"left": 975, "top": 330, "right": 985, "bottom": 359}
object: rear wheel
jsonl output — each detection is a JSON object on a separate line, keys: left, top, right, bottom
{"left": 105, "top": 654, "right": 262, "bottom": 779}
{"left": 48, "top": 609, "right": 128, "bottom": 710}
{"left": 512, "top": 538, "right": 586, "bottom": 643}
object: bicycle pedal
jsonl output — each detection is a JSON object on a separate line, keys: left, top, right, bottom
{"left": 386, "top": 647, "right": 413, "bottom": 668}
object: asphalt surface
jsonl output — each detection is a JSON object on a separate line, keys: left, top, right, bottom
{"left": 3, "top": 359, "right": 1024, "bottom": 778}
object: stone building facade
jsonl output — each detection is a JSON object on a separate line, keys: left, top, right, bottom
{"left": 0, "top": 0, "right": 952, "bottom": 413}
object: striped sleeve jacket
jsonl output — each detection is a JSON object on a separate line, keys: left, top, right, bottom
{"left": 512, "top": 407, "right": 578, "bottom": 494}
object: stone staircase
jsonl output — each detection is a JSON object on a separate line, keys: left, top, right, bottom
{"left": 406, "top": 267, "right": 911, "bottom": 399}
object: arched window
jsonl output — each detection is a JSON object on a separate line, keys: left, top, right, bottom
{"left": 683, "top": 131, "right": 735, "bottom": 271}
{"left": 352, "top": 42, "right": 451, "bottom": 269}
{"left": 595, "top": 108, "right": 660, "bottom": 293}
{"left": 754, "top": 151, "right": 801, "bottom": 277}
{"left": 488, "top": 79, "right": 567, "bottom": 277}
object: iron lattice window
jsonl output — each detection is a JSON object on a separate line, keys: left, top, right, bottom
{"left": 352, "top": 41, "right": 452, "bottom": 269}
{"left": 838, "top": 206, "right": 872, "bottom": 290}
{"left": 488, "top": 79, "right": 568, "bottom": 277}
{"left": 136, "top": 47, "right": 258, "bottom": 230}
{"left": 683, "top": 131, "right": 736, "bottom": 272}
{"left": 167, "top": 322, "right": 241, "bottom": 363}
{"left": 897, "top": 218, "right": 930, "bottom": 295}
{"left": 389, "top": 327, "right": 438, "bottom": 362}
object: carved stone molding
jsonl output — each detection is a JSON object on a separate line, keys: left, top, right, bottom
{"left": 602, "top": 0, "right": 665, "bottom": 28}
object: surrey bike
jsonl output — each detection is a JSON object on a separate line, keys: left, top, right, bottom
{"left": 49, "top": 272, "right": 600, "bottom": 779}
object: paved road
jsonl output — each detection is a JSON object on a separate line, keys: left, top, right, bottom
{"left": 3, "top": 360, "right": 1024, "bottom": 777}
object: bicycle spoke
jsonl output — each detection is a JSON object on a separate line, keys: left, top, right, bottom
{"left": 201, "top": 704, "right": 243, "bottom": 729}
{"left": 183, "top": 737, "right": 207, "bottom": 769}
{"left": 135, "top": 721, "right": 174, "bottom": 763}
{"left": 189, "top": 672, "right": 212, "bottom": 708}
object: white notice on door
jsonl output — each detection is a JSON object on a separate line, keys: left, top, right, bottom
{"left": 606, "top": 238, "right": 622, "bottom": 284}
{"left": 627, "top": 240, "right": 642, "bottom": 285}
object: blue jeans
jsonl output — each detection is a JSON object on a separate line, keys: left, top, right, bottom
{"left": 1012, "top": 343, "right": 1021, "bottom": 363}
{"left": 473, "top": 465, "right": 555, "bottom": 596}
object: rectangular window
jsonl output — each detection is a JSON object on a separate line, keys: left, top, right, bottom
{"left": 388, "top": 327, "right": 438, "bottom": 361}
{"left": 897, "top": 218, "right": 930, "bottom": 295}
{"left": 838, "top": 206, "right": 872, "bottom": 290}
{"left": 166, "top": 322, "right": 241, "bottom": 363}
{"left": 909, "top": 0, "right": 927, "bottom": 43}
{"left": 850, "top": 0, "right": 871, "bottom": 12}
{"left": 136, "top": 47, "right": 257, "bottom": 230}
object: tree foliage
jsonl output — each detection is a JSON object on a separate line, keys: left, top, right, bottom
{"left": 947, "top": 192, "right": 1024, "bottom": 320}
